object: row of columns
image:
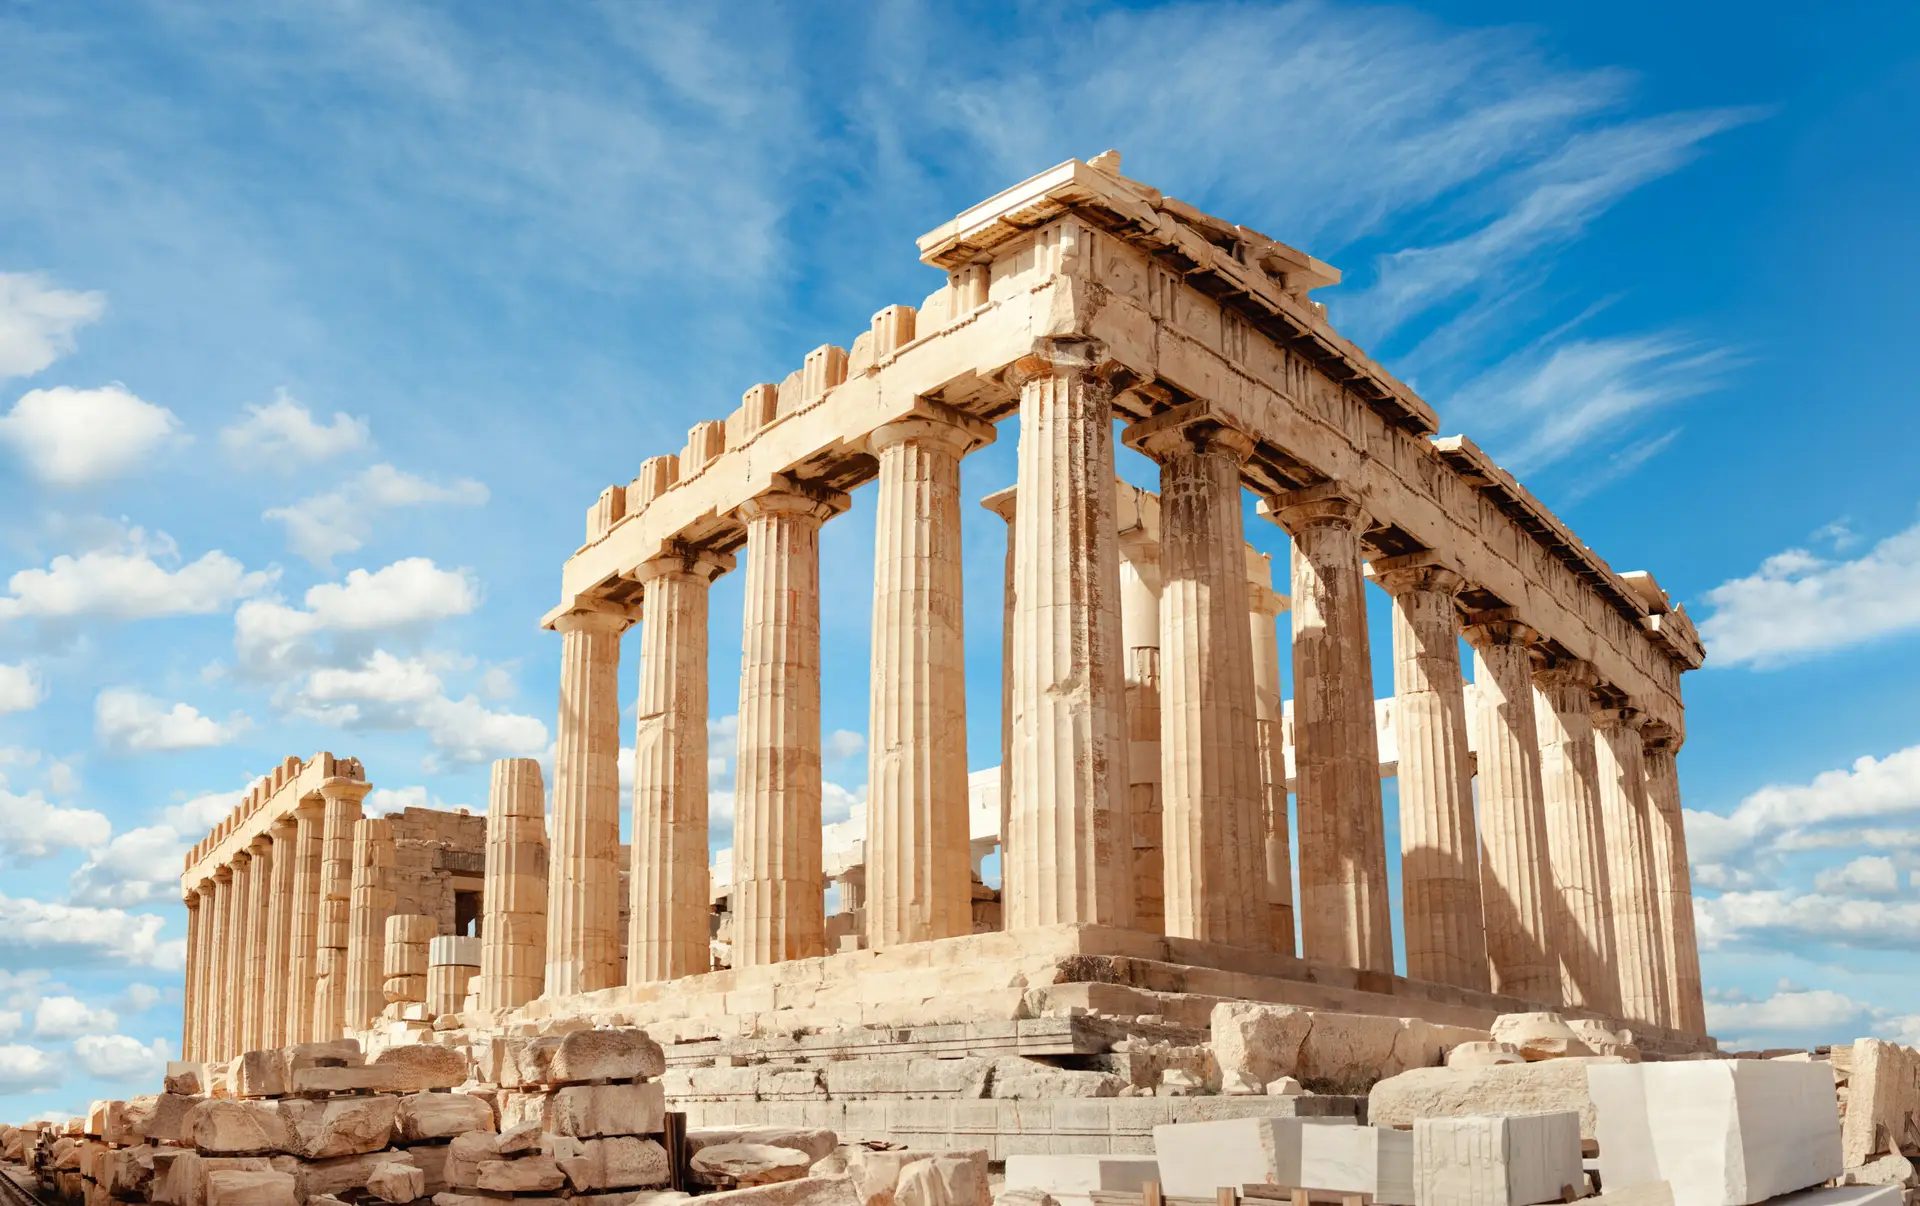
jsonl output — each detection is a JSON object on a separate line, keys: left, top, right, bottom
{"left": 180, "top": 776, "right": 372, "bottom": 1062}
{"left": 542, "top": 341, "right": 1704, "bottom": 1035}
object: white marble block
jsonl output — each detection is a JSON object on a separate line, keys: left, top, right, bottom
{"left": 1413, "top": 1111, "right": 1583, "bottom": 1206}
{"left": 1006, "top": 1154, "right": 1162, "bottom": 1199}
{"left": 1299, "top": 1125, "right": 1414, "bottom": 1204}
{"left": 1588, "top": 1062, "right": 1842, "bottom": 1206}
{"left": 1153, "top": 1116, "right": 1356, "bottom": 1198}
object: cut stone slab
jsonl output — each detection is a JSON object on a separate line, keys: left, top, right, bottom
{"left": 1490, "top": 1013, "right": 1595, "bottom": 1062}
{"left": 278, "top": 1094, "right": 401, "bottom": 1158}
{"left": 691, "top": 1176, "right": 864, "bottom": 1206}
{"left": 369, "top": 1042, "right": 470, "bottom": 1089}
{"left": 1152, "top": 1116, "right": 1356, "bottom": 1198}
{"left": 548, "top": 1027, "right": 667, "bottom": 1084}
{"left": 205, "top": 1168, "right": 297, "bottom": 1206}
{"left": 558, "top": 1135, "right": 672, "bottom": 1191}
{"left": 368, "top": 1160, "right": 427, "bottom": 1203}
{"left": 443, "top": 1130, "right": 499, "bottom": 1188}
{"left": 688, "top": 1126, "right": 839, "bottom": 1163}
{"left": 1589, "top": 1060, "right": 1842, "bottom": 1206}
{"left": 1842, "top": 1039, "right": 1920, "bottom": 1167}
{"left": 1448, "top": 1042, "right": 1526, "bottom": 1069}
{"left": 235, "top": 1048, "right": 289, "bottom": 1098}
{"left": 693, "top": 1142, "right": 815, "bottom": 1188}
{"left": 1763, "top": 1189, "right": 1903, "bottom": 1206}
{"left": 550, "top": 1081, "right": 666, "bottom": 1138}
{"left": 290, "top": 1150, "right": 421, "bottom": 1203}
{"left": 166, "top": 1062, "right": 205, "bottom": 1095}
{"left": 897, "top": 1156, "right": 991, "bottom": 1206}
{"left": 1298, "top": 1125, "right": 1414, "bottom": 1205}
{"left": 1003, "top": 1154, "right": 1160, "bottom": 1196}
{"left": 184, "top": 1099, "right": 292, "bottom": 1155}
{"left": 396, "top": 1090, "right": 494, "bottom": 1142}
{"left": 127, "top": 1093, "right": 203, "bottom": 1145}
{"left": 1211, "top": 1002, "right": 1312, "bottom": 1087}
{"left": 477, "top": 1153, "right": 567, "bottom": 1192}
{"left": 1412, "top": 1111, "right": 1583, "bottom": 1206}
{"left": 1369, "top": 1058, "right": 1623, "bottom": 1141}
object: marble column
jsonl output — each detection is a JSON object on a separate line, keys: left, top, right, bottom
{"left": 547, "top": 606, "right": 632, "bottom": 996}
{"left": 1533, "top": 659, "right": 1620, "bottom": 1015}
{"left": 285, "top": 799, "right": 325, "bottom": 1042}
{"left": 206, "top": 868, "right": 231, "bottom": 1060}
{"left": 193, "top": 880, "right": 216, "bottom": 1061}
{"left": 1126, "top": 407, "right": 1265, "bottom": 947}
{"left": 1118, "top": 532, "right": 1165, "bottom": 935}
{"left": 345, "top": 816, "right": 396, "bottom": 1034}
{"left": 181, "top": 889, "right": 202, "bottom": 1060}
{"left": 223, "top": 851, "right": 251, "bottom": 1058}
{"left": 1643, "top": 722, "right": 1706, "bottom": 1035}
{"left": 314, "top": 777, "right": 370, "bottom": 1040}
{"left": 1248, "top": 565, "right": 1296, "bottom": 955}
{"left": 733, "top": 483, "right": 847, "bottom": 966}
{"left": 242, "top": 835, "right": 274, "bottom": 1053}
{"left": 1003, "top": 341, "right": 1133, "bottom": 930}
{"left": 261, "top": 819, "right": 296, "bottom": 1050}
{"left": 1374, "top": 559, "right": 1488, "bottom": 991}
{"left": 1265, "top": 488, "right": 1392, "bottom": 973}
{"left": 1594, "top": 707, "right": 1670, "bottom": 1029}
{"left": 483, "top": 759, "right": 549, "bottom": 1010}
{"left": 1463, "top": 619, "right": 1560, "bottom": 1003}
{"left": 866, "top": 406, "right": 993, "bottom": 949}
{"left": 630, "top": 550, "right": 728, "bottom": 982}
{"left": 980, "top": 487, "right": 1017, "bottom": 896}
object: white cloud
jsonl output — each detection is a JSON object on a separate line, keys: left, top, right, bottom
{"left": 0, "top": 894, "right": 184, "bottom": 968}
{"left": 826, "top": 729, "right": 866, "bottom": 761}
{"left": 291, "top": 650, "right": 547, "bottom": 765}
{"left": 0, "top": 662, "right": 44, "bottom": 712}
{"left": 0, "top": 1044, "right": 61, "bottom": 1094}
{"left": 0, "top": 384, "right": 183, "bottom": 485}
{"left": 366, "top": 785, "right": 432, "bottom": 816}
{"left": 1704, "top": 987, "right": 1873, "bottom": 1038}
{"left": 74, "top": 1034, "right": 170, "bottom": 1081}
{"left": 0, "top": 271, "right": 105, "bottom": 379}
{"left": 69, "top": 825, "right": 194, "bottom": 907}
{"left": 234, "top": 557, "right": 480, "bottom": 675}
{"left": 1686, "top": 743, "right": 1920, "bottom": 865}
{"left": 1813, "top": 855, "right": 1902, "bottom": 898}
{"left": 0, "top": 783, "right": 111, "bottom": 860}
{"left": 0, "top": 1011, "right": 17, "bottom": 1039}
{"left": 32, "top": 995, "right": 117, "bottom": 1038}
{"left": 95, "top": 688, "right": 250, "bottom": 753}
{"left": 1696, "top": 889, "right": 1920, "bottom": 952}
{"left": 266, "top": 463, "right": 488, "bottom": 567}
{"left": 161, "top": 789, "right": 244, "bottom": 833}
{"left": 0, "top": 526, "right": 275, "bottom": 622}
{"left": 123, "top": 983, "right": 160, "bottom": 1012}
{"left": 220, "top": 390, "right": 369, "bottom": 461}
{"left": 1700, "top": 517, "right": 1920, "bottom": 667}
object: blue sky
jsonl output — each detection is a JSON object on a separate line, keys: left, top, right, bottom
{"left": 0, "top": 0, "right": 1915, "bottom": 1117}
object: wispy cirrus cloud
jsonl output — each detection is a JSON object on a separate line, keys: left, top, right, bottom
{"left": 0, "top": 272, "right": 104, "bottom": 379}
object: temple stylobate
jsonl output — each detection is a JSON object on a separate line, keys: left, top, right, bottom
{"left": 539, "top": 152, "right": 1708, "bottom": 1040}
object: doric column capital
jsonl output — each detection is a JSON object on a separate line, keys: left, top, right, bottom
{"left": 1640, "top": 720, "right": 1681, "bottom": 752}
{"left": 1248, "top": 582, "right": 1291, "bottom": 617}
{"left": 550, "top": 603, "right": 635, "bottom": 637}
{"left": 1122, "top": 400, "right": 1255, "bottom": 464}
{"left": 196, "top": 877, "right": 216, "bottom": 897}
{"left": 184, "top": 889, "right": 201, "bottom": 908}
{"left": 1368, "top": 551, "right": 1466, "bottom": 599}
{"left": 1258, "top": 482, "right": 1369, "bottom": 535}
{"left": 1462, "top": 607, "right": 1542, "bottom": 649}
{"left": 1591, "top": 704, "right": 1646, "bottom": 734}
{"left": 248, "top": 833, "right": 274, "bottom": 857}
{"left": 633, "top": 544, "right": 734, "bottom": 587}
{"left": 869, "top": 400, "right": 996, "bottom": 458}
{"left": 213, "top": 864, "right": 233, "bottom": 884}
{"left": 319, "top": 777, "right": 373, "bottom": 807}
{"left": 979, "top": 485, "right": 1017, "bottom": 524}
{"left": 230, "top": 847, "right": 253, "bottom": 869}
{"left": 269, "top": 817, "right": 297, "bottom": 840}
{"left": 1001, "top": 337, "right": 1117, "bottom": 392}
{"left": 1532, "top": 657, "right": 1601, "bottom": 711}
{"left": 735, "top": 477, "right": 850, "bottom": 525}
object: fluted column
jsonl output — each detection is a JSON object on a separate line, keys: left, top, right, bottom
{"left": 1374, "top": 559, "right": 1488, "bottom": 991}
{"left": 193, "top": 879, "right": 216, "bottom": 1060}
{"left": 866, "top": 406, "right": 994, "bottom": 949}
{"left": 206, "top": 868, "right": 232, "bottom": 1060}
{"left": 483, "top": 759, "right": 549, "bottom": 1010}
{"left": 313, "top": 776, "right": 370, "bottom": 1039}
{"left": 1594, "top": 707, "right": 1669, "bottom": 1029}
{"left": 630, "top": 550, "right": 729, "bottom": 981}
{"left": 733, "top": 482, "right": 847, "bottom": 966}
{"left": 1248, "top": 566, "right": 1296, "bottom": 955}
{"left": 1463, "top": 618, "right": 1559, "bottom": 1003}
{"left": 547, "top": 606, "right": 632, "bottom": 996}
{"left": 981, "top": 488, "right": 1018, "bottom": 888}
{"left": 223, "top": 853, "right": 251, "bottom": 1058}
{"left": 261, "top": 819, "right": 296, "bottom": 1049}
{"left": 1643, "top": 722, "right": 1706, "bottom": 1035}
{"left": 1118, "top": 531, "right": 1164, "bottom": 935}
{"left": 285, "top": 799, "right": 324, "bottom": 1042}
{"left": 1265, "top": 488, "right": 1391, "bottom": 973}
{"left": 181, "top": 890, "right": 202, "bottom": 1060}
{"left": 242, "top": 835, "right": 274, "bottom": 1052}
{"left": 1004, "top": 341, "right": 1133, "bottom": 930}
{"left": 1126, "top": 407, "right": 1264, "bottom": 947}
{"left": 1533, "top": 660, "right": 1620, "bottom": 1015}
{"left": 345, "top": 816, "right": 396, "bottom": 1032}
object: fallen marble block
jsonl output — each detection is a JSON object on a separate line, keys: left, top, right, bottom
{"left": 1152, "top": 1116, "right": 1355, "bottom": 1198}
{"left": 1298, "top": 1125, "right": 1413, "bottom": 1205}
{"left": 1003, "top": 1154, "right": 1160, "bottom": 1200}
{"left": 1412, "top": 1111, "right": 1582, "bottom": 1206}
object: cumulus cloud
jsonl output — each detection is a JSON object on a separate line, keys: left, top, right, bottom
{"left": 69, "top": 825, "right": 195, "bottom": 907}
{"left": 1701, "top": 517, "right": 1920, "bottom": 667}
{"left": 220, "top": 390, "right": 369, "bottom": 461}
{"left": 267, "top": 463, "right": 487, "bottom": 568}
{"left": 0, "top": 526, "right": 275, "bottom": 622}
{"left": 0, "top": 384, "right": 183, "bottom": 485}
{"left": 0, "top": 1012, "right": 18, "bottom": 1039}
{"left": 234, "top": 557, "right": 480, "bottom": 676}
{"left": 1686, "top": 743, "right": 1920, "bottom": 865}
{"left": 74, "top": 1034, "right": 170, "bottom": 1081}
{"left": 1813, "top": 855, "right": 1902, "bottom": 897}
{"left": 826, "top": 729, "right": 866, "bottom": 761}
{"left": 95, "top": 688, "right": 250, "bottom": 753}
{"left": 0, "top": 1044, "right": 61, "bottom": 1094}
{"left": 32, "top": 995, "right": 118, "bottom": 1038}
{"left": 0, "top": 780, "right": 112, "bottom": 860}
{"left": 1696, "top": 890, "right": 1920, "bottom": 952}
{"left": 0, "top": 271, "right": 105, "bottom": 379}
{"left": 123, "top": 983, "right": 161, "bottom": 1012}
{"left": 0, "top": 662, "right": 44, "bottom": 712}
{"left": 0, "top": 894, "right": 184, "bottom": 968}
{"left": 291, "top": 650, "right": 546, "bottom": 765}
{"left": 161, "top": 789, "right": 245, "bottom": 833}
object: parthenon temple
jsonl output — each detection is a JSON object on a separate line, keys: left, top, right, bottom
{"left": 168, "top": 155, "right": 1717, "bottom": 1158}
